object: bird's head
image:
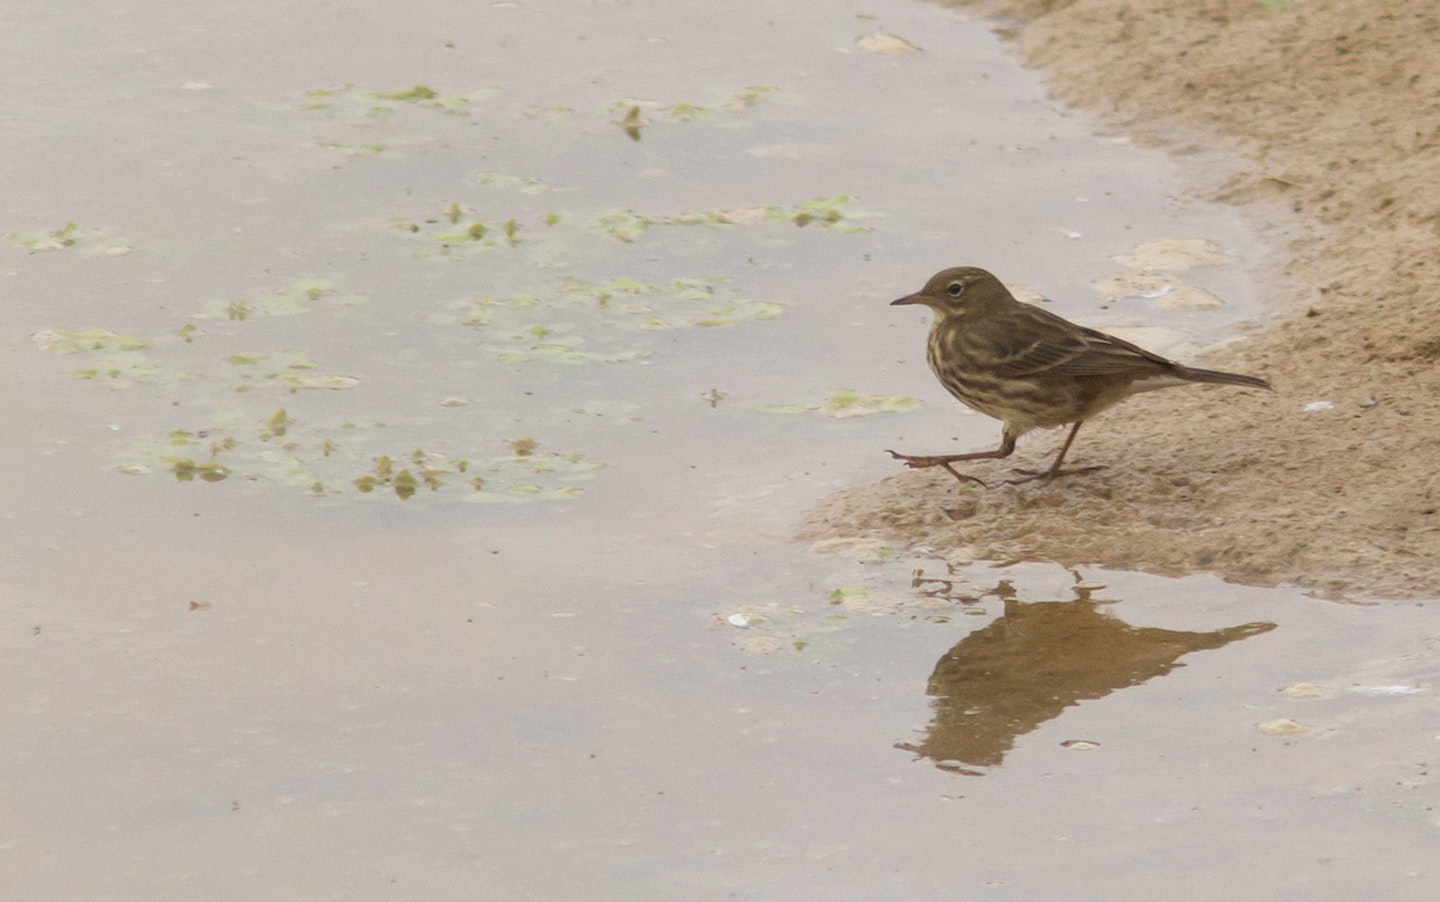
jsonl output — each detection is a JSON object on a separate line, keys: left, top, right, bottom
{"left": 890, "top": 266, "right": 1011, "bottom": 318}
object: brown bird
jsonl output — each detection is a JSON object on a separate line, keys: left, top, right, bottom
{"left": 887, "top": 266, "right": 1271, "bottom": 485}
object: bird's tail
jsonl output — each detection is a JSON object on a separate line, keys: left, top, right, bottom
{"left": 1175, "top": 364, "right": 1271, "bottom": 391}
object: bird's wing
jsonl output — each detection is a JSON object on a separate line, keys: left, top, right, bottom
{"left": 981, "top": 304, "right": 1176, "bottom": 379}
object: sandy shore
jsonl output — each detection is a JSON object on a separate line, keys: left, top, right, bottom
{"left": 802, "top": 0, "right": 1440, "bottom": 599}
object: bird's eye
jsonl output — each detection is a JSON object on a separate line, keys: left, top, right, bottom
{"left": 946, "top": 281, "right": 965, "bottom": 297}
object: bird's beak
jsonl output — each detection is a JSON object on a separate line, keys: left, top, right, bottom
{"left": 890, "top": 292, "right": 921, "bottom": 306}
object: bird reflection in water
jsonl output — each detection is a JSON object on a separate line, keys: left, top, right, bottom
{"left": 895, "top": 575, "right": 1275, "bottom": 775}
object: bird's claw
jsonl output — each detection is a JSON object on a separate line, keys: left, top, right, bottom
{"left": 885, "top": 449, "right": 926, "bottom": 468}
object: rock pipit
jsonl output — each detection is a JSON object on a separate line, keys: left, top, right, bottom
{"left": 888, "top": 266, "right": 1271, "bottom": 485}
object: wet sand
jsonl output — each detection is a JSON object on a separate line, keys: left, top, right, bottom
{"left": 803, "top": 0, "right": 1440, "bottom": 600}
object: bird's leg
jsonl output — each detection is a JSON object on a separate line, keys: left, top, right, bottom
{"left": 885, "top": 434, "right": 1016, "bottom": 487}
{"left": 1005, "top": 422, "right": 1105, "bottom": 485}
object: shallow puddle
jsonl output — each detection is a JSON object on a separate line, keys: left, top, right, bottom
{"left": 2, "top": 0, "right": 1436, "bottom": 898}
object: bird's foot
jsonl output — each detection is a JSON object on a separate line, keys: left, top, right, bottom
{"left": 885, "top": 450, "right": 951, "bottom": 468}
{"left": 1003, "top": 465, "right": 1106, "bottom": 486}
{"left": 884, "top": 450, "right": 989, "bottom": 488}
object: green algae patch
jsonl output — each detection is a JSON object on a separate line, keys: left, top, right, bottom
{"left": 589, "top": 194, "right": 872, "bottom": 242}
{"left": 364, "top": 84, "right": 499, "bottom": 114}
{"left": 196, "top": 278, "right": 366, "bottom": 320}
{"left": 522, "top": 104, "right": 573, "bottom": 121}
{"left": 605, "top": 85, "right": 796, "bottom": 139}
{"left": 827, "top": 586, "right": 870, "bottom": 604}
{"left": 6, "top": 223, "right": 134, "bottom": 256}
{"left": 784, "top": 194, "right": 872, "bottom": 232}
{"left": 352, "top": 445, "right": 603, "bottom": 502}
{"left": 617, "top": 105, "right": 644, "bottom": 141}
{"left": 462, "top": 447, "right": 600, "bottom": 503}
{"left": 374, "top": 85, "right": 439, "bottom": 102}
{"left": 433, "top": 275, "right": 782, "bottom": 364}
{"left": 224, "top": 350, "right": 358, "bottom": 392}
{"left": 33, "top": 329, "right": 152, "bottom": 354}
{"left": 33, "top": 329, "right": 160, "bottom": 387}
{"left": 472, "top": 171, "right": 551, "bottom": 194}
{"left": 721, "top": 568, "right": 965, "bottom": 655}
{"left": 561, "top": 275, "right": 722, "bottom": 307}
{"left": 258, "top": 408, "right": 293, "bottom": 440}
{"left": 71, "top": 354, "right": 162, "bottom": 386}
{"left": 395, "top": 205, "right": 525, "bottom": 259}
{"left": 427, "top": 293, "right": 539, "bottom": 329}
{"left": 686, "top": 301, "right": 782, "bottom": 328}
{"left": 483, "top": 327, "right": 653, "bottom": 365}
{"left": 172, "top": 459, "right": 231, "bottom": 483}
{"left": 266, "top": 83, "right": 500, "bottom": 159}
{"left": 122, "top": 415, "right": 601, "bottom": 503}
{"left": 396, "top": 194, "right": 872, "bottom": 260}
{"left": 561, "top": 275, "right": 781, "bottom": 328}
{"left": 318, "top": 141, "right": 390, "bottom": 157}
{"left": 760, "top": 389, "right": 920, "bottom": 418}
{"left": 395, "top": 191, "right": 869, "bottom": 263}
{"left": 278, "top": 83, "right": 500, "bottom": 118}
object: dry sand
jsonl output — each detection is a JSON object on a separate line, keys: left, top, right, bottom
{"left": 802, "top": 0, "right": 1440, "bottom": 599}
